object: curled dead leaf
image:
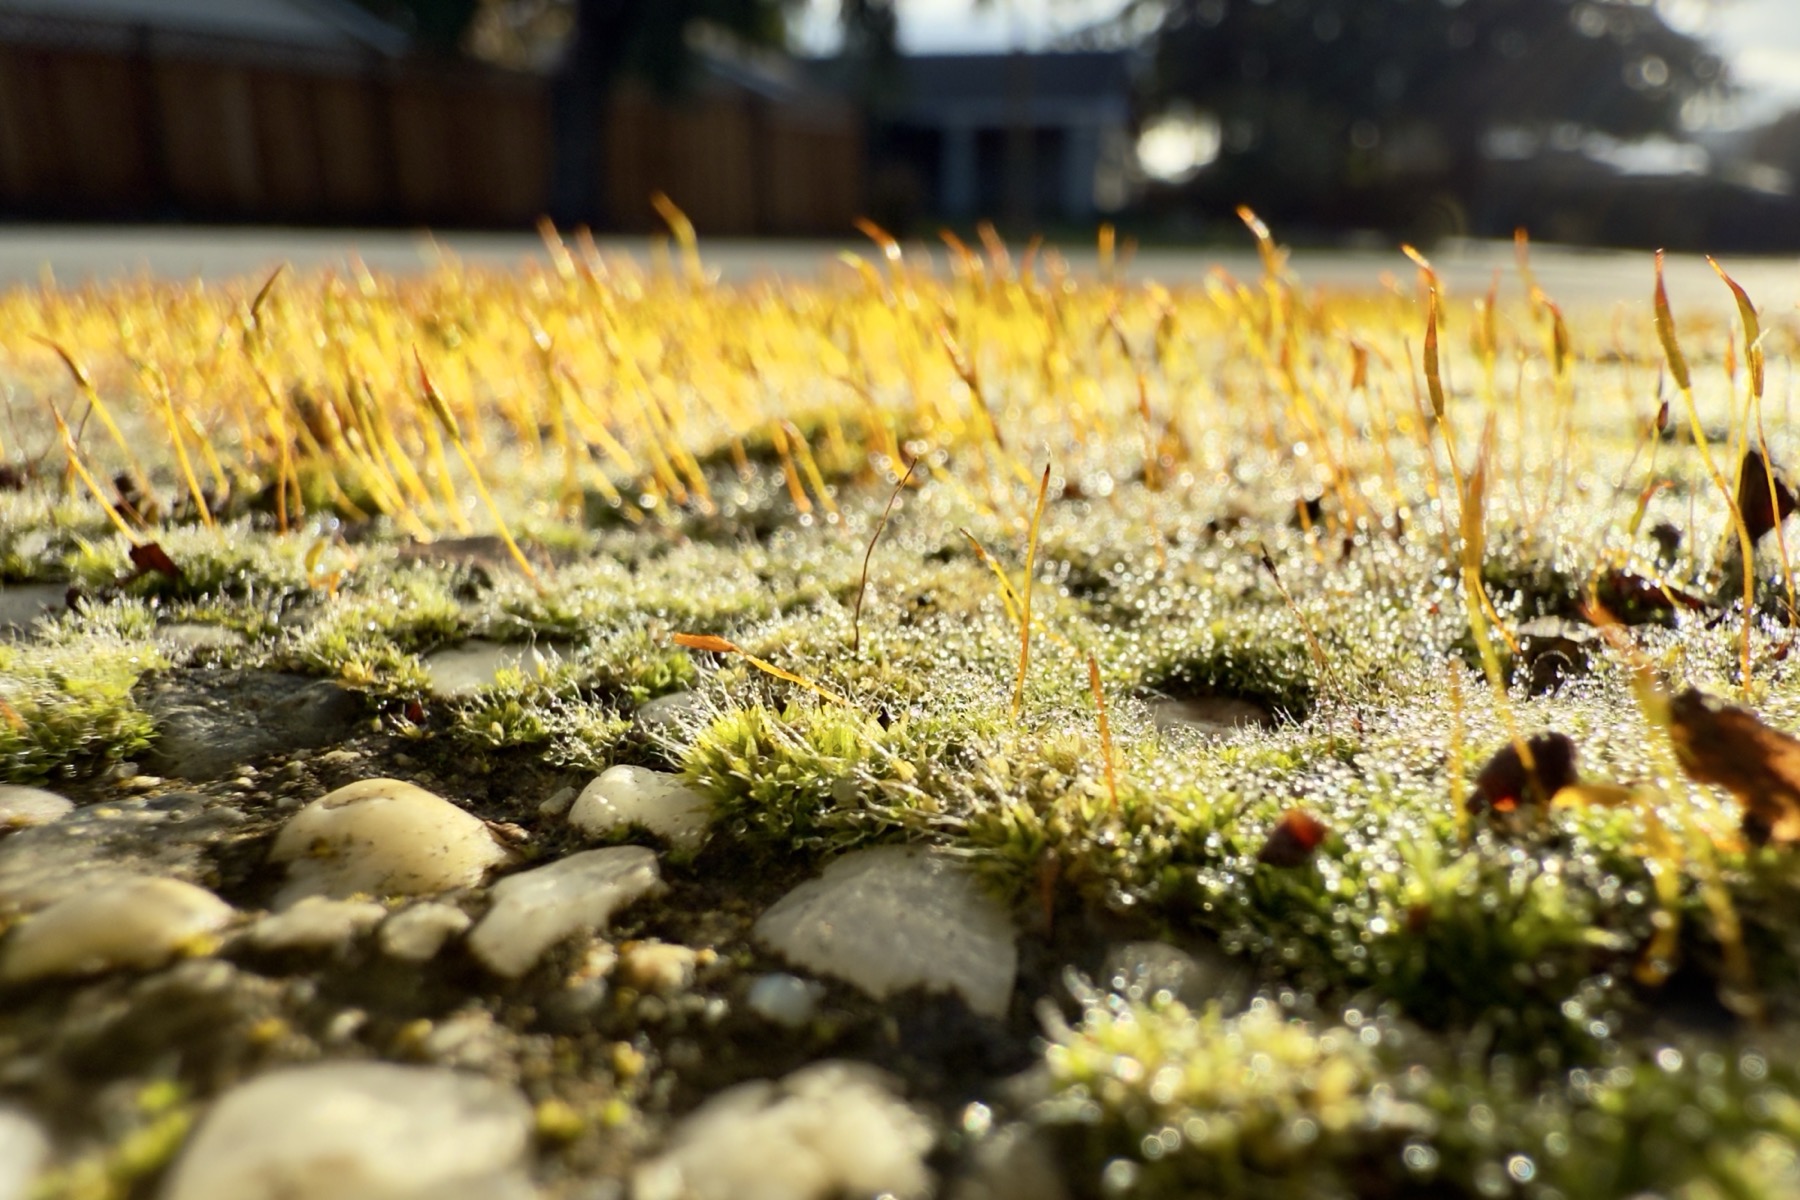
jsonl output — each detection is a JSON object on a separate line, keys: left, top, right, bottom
{"left": 1668, "top": 689, "right": 1800, "bottom": 846}
{"left": 1735, "top": 448, "right": 1797, "bottom": 544}
{"left": 128, "top": 542, "right": 183, "bottom": 582}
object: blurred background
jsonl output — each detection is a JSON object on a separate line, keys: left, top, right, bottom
{"left": 1, "top": 0, "right": 1798, "bottom": 251}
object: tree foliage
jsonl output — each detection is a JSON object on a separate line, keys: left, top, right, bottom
{"left": 1124, "top": 0, "right": 1727, "bottom": 225}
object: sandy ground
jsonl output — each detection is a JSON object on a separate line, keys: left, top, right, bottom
{"left": 0, "top": 224, "right": 1796, "bottom": 316}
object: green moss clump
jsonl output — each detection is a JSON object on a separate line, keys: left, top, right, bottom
{"left": 1036, "top": 985, "right": 1800, "bottom": 1200}
{"left": 0, "top": 628, "right": 163, "bottom": 783}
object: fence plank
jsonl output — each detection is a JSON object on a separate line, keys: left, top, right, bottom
{"left": 0, "top": 36, "right": 861, "bottom": 232}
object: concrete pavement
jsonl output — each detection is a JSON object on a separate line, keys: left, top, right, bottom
{"left": 0, "top": 224, "right": 1795, "bottom": 316}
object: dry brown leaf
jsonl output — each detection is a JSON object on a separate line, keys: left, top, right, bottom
{"left": 1669, "top": 689, "right": 1800, "bottom": 846}
{"left": 1467, "top": 732, "right": 1580, "bottom": 816}
{"left": 1735, "top": 448, "right": 1797, "bottom": 544}
{"left": 1257, "top": 809, "right": 1329, "bottom": 867}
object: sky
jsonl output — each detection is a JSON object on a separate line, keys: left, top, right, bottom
{"left": 795, "top": 0, "right": 1800, "bottom": 122}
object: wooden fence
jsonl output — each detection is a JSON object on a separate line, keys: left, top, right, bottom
{"left": 0, "top": 17, "right": 863, "bottom": 234}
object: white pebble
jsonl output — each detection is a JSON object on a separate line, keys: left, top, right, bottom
{"left": 0, "top": 785, "right": 73, "bottom": 830}
{"left": 269, "top": 779, "right": 512, "bottom": 909}
{"left": 249, "top": 897, "right": 386, "bottom": 953}
{"left": 754, "top": 846, "right": 1017, "bottom": 1018}
{"left": 0, "top": 876, "right": 233, "bottom": 984}
{"left": 633, "top": 1061, "right": 934, "bottom": 1200}
{"left": 746, "top": 973, "right": 823, "bottom": 1029}
{"left": 379, "top": 902, "right": 472, "bottom": 962}
{"left": 161, "top": 1062, "right": 536, "bottom": 1200}
{"left": 467, "top": 847, "right": 661, "bottom": 978}
{"left": 0, "top": 1106, "right": 49, "bottom": 1200}
{"left": 569, "top": 766, "right": 711, "bottom": 850}
{"left": 421, "top": 640, "right": 566, "bottom": 699}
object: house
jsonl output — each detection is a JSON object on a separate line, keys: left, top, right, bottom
{"left": 0, "top": 0, "right": 407, "bottom": 61}
{"left": 869, "top": 50, "right": 1136, "bottom": 226}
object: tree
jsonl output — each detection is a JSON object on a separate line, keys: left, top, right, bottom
{"left": 548, "top": 0, "right": 797, "bottom": 225}
{"left": 1118, "top": 0, "right": 1727, "bottom": 232}
{"left": 350, "top": 0, "right": 483, "bottom": 55}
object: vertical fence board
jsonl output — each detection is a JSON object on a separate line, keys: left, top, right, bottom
{"left": 0, "top": 33, "right": 861, "bottom": 233}
{"left": 311, "top": 72, "right": 388, "bottom": 220}
{"left": 250, "top": 67, "right": 322, "bottom": 219}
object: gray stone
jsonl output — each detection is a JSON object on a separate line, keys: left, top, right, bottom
{"left": 138, "top": 670, "right": 363, "bottom": 780}
{"left": 754, "top": 846, "right": 1018, "bottom": 1018}
{"left": 632, "top": 691, "right": 706, "bottom": 735}
{"left": 1148, "top": 695, "right": 1275, "bottom": 738}
{"left": 468, "top": 847, "right": 661, "bottom": 979}
{"left": 0, "top": 793, "right": 243, "bottom": 914}
{"left": 0, "top": 583, "right": 66, "bottom": 639}
{"left": 161, "top": 1062, "right": 537, "bottom": 1200}
{"left": 1100, "top": 940, "right": 1247, "bottom": 1011}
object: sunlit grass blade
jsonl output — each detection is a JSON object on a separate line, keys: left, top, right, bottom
{"left": 1011, "top": 463, "right": 1052, "bottom": 719}
{"left": 1087, "top": 652, "right": 1119, "bottom": 814}
{"left": 1655, "top": 250, "right": 1756, "bottom": 686}
{"left": 672, "top": 632, "right": 848, "bottom": 706}
{"left": 852, "top": 456, "right": 918, "bottom": 655}
{"left": 415, "top": 350, "right": 541, "bottom": 589}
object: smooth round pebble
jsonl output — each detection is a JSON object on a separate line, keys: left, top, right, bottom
{"left": 0, "top": 1106, "right": 49, "bottom": 1200}
{"left": 1148, "top": 695, "right": 1275, "bottom": 738}
{"left": 249, "top": 897, "right": 387, "bottom": 953}
{"left": 632, "top": 1061, "right": 934, "bottom": 1200}
{"left": 161, "top": 1062, "right": 536, "bottom": 1200}
{"left": 0, "top": 785, "right": 73, "bottom": 830}
{"left": 269, "top": 779, "right": 512, "bottom": 909}
{"left": 379, "top": 902, "right": 472, "bottom": 962}
{"left": 421, "top": 640, "right": 566, "bottom": 699}
{"left": 746, "top": 973, "right": 823, "bottom": 1029}
{"left": 1, "top": 876, "right": 233, "bottom": 983}
{"left": 467, "top": 847, "right": 662, "bottom": 978}
{"left": 569, "top": 766, "right": 711, "bottom": 850}
{"left": 754, "top": 845, "right": 1018, "bottom": 1018}
{"left": 631, "top": 690, "right": 706, "bottom": 734}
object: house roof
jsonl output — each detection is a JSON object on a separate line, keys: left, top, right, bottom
{"left": 901, "top": 51, "right": 1134, "bottom": 105}
{"left": 0, "top": 0, "right": 408, "bottom": 56}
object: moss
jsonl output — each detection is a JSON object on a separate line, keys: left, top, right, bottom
{"left": 11, "top": 236, "right": 1800, "bottom": 1199}
{"left": 1037, "top": 992, "right": 1423, "bottom": 1199}
{"left": 278, "top": 569, "right": 463, "bottom": 691}
{"left": 1036, "top": 986, "right": 1800, "bottom": 1200}
{"left": 0, "top": 627, "right": 163, "bottom": 783}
